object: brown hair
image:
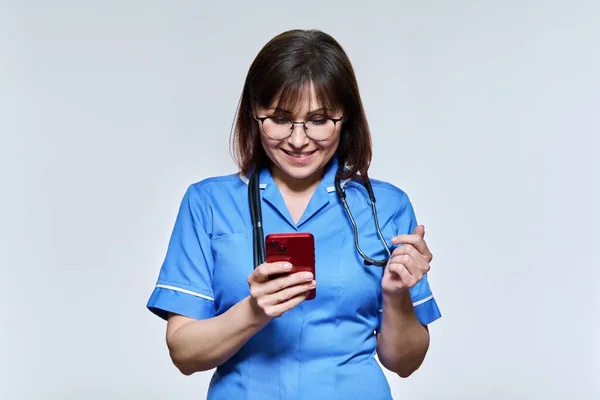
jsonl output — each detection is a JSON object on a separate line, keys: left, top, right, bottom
{"left": 230, "top": 29, "right": 373, "bottom": 179}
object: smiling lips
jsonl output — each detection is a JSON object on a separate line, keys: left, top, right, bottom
{"left": 283, "top": 149, "right": 317, "bottom": 158}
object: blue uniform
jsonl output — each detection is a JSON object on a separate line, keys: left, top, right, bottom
{"left": 147, "top": 157, "right": 441, "bottom": 399}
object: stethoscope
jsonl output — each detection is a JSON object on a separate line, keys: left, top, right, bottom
{"left": 248, "top": 160, "right": 392, "bottom": 269}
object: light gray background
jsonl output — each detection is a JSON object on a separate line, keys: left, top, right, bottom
{"left": 1, "top": 1, "right": 598, "bottom": 399}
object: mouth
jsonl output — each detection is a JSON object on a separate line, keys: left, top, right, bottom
{"left": 282, "top": 149, "right": 318, "bottom": 158}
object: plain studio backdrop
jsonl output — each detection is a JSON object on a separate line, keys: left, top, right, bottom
{"left": 1, "top": 1, "right": 598, "bottom": 399}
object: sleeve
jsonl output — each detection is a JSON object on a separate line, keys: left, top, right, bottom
{"left": 376, "top": 191, "right": 441, "bottom": 332}
{"left": 146, "top": 184, "right": 216, "bottom": 321}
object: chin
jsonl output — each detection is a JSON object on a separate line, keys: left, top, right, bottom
{"left": 267, "top": 148, "right": 336, "bottom": 183}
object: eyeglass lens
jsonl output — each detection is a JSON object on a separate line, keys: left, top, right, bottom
{"left": 261, "top": 117, "right": 336, "bottom": 140}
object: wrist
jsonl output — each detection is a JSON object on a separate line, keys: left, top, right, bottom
{"left": 244, "top": 296, "right": 272, "bottom": 328}
{"left": 382, "top": 289, "right": 412, "bottom": 309}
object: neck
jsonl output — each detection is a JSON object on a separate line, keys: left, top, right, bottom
{"left": 270, "top": 167, "right": 323, "bottom": 197}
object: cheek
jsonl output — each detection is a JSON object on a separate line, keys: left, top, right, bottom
{"left": 323, "top": 135, "right": 341, "bottom": 154}
{"left": 260, "top": 135, "right": 278, "bottom": 155}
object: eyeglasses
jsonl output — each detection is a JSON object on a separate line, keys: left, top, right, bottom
{"left": 254, "top": 115, "right": 343, "bottom": 141}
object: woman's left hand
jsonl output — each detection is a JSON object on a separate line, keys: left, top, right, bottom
{"left": 381, "top": 225, "right": 433, "bottom": 296}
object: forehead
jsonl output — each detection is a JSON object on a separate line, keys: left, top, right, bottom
{"left": 258, "top": 80, "right": 340, "bottom": 115}
{"left": 271, "top": 88, "right": 318, "bottom": 112}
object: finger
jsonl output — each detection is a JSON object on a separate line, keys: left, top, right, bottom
{"left": 392, "top": 243, "right": 418, "bottom": 258}
{"left": 397, "top": 264, "right": 417, "bottom": 287}
{"left": 414, "top": 224, "right": 425, "bottom": 238}
{"left": 391, "top": 234, "right": 431, "bottom": 259}
{"left": 389, "top": 253, "right": 419, "bottom": 276}
{"left": 392, "top": 244, "right": 428, "bottom": 269}
{"left": 401, "top": 255, "right": 426, "bottom": 282}
{"left": 264, "top": 279, "right": 316, "bottom": 307}
{"left": 413, "top": 225, "right": 433, "bottom": 261}
{"left": 264, "top": 290, "right": 312, "bottom": 318}
{"left": 388, "top": 262, "right": 417, "bottom": 288}
{"left": 391, "top": 234, "right": 426, "bottom": 253}
{"left": 261, "top": 271, "right": 314, "bottom": 296}
{"left": 251, "top": 262, "right": 293, "bottom": 283}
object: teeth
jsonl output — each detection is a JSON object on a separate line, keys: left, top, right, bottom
{"left": 286, "top": 150, "right": 314, "bottom": 157}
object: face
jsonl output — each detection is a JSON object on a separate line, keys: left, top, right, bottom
{"left": 255, "top": 85, "right": 343, "bottom": 186}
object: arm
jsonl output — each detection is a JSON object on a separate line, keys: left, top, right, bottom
{"left": 376, "top": 291, "right": 430, "bottom": 377}
{"left": 166, "top": 296, "right": 268, "bottom": 374}
{"left": 147, "top": 186, "right": 316, "bottom": 375}
{"left": 165, "top": 262, "right": 315, "bottom": 375}
{"left": 376, "top": 224, "right": 439, "bottom": 377}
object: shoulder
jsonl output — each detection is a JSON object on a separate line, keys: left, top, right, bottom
{"left": 174, "top": 172, "right": 247, "bottom": 230}
{"left": 369, "top": 178, "right": 408, "bottom": 200}
{"left": 345, "top": 175, "right": 410, "bottom": 208}
{"left": 370, "top": 178, "right": 415, "bottom": 219}
{"left": 190, "top": 172, "right": 245, "bottom": 191}
{"left": 367, "top": 177, "right": 418, "bottom": 233}
{"left": 177, "top": 172, "right": 247, "bottom": 217}
{"left": 185, "top": 172, "right": 246, "bottom": 199}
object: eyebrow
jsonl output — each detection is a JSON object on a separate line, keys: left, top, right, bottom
{"left": 269, "top": 106, "right": 329, "bottom": 115}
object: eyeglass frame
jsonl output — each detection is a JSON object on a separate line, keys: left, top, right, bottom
{"left": 254, "top": 115, "right": 344, "bottom": 141}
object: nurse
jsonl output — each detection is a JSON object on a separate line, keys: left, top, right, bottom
{"left": 147, "top": 29, "right": 441, "bottom": 399}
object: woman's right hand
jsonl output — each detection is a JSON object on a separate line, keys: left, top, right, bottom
{"left": 247, "top": 262, "right": 316, "bottom": 319}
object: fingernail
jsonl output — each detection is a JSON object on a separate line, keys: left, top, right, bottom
{"left": 283, "top": 263, "right": 292, "bottom": 270}
{"left": 303, "top": 272, "right": 313, "bottom": 280}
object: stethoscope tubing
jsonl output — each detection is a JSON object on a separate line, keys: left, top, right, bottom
{"left": 249, "top": 162, "right": 391, "bottom": 268}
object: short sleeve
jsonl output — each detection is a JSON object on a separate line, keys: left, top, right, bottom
{"left": 376, "top": 191, "right": 441, "bottom": 331}
{"left": 146, "top": 184, "right": 216, "bottom": 321}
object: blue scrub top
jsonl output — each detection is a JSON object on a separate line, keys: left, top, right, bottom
{"left": 147, "top": 157, "right": 441, "bottom": 400}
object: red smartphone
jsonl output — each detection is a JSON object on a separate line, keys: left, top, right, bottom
{"left": 265, "top": 232, "right": 316, "bottom": 300}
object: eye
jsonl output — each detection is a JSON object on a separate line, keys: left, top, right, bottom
{"left": 270, "top": 116, "right": 290, "bottom": 125}
{"left": 308, "top": 117, "right": 328, "bottom": 126}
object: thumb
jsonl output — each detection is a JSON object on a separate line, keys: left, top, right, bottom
{"left": 414, "top": 224, "right": 425, "bottom": 238}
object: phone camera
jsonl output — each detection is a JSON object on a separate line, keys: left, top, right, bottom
{"left": 269, "top": 240, "right": 278, "bottom": 248}
{"left": 278, "top": 245, "right": 287, "bottom": 253}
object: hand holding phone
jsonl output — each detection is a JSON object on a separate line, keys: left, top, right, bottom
{"left": 247, "top": 261, "right": 315, "bottom": 319}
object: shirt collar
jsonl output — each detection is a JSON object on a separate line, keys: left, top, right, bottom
{"left": 239, "top": 156, "right": 342, "bottom": 192}
{"left": 239, "top": 156, "right": 349, "bottom": 228}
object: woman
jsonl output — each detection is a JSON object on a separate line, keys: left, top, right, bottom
{"left": 147, "top": 29, "right": 441, "bottom": 399}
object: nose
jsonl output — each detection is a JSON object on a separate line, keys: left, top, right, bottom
{"left": 287, "top": 122, "right": 310, "bottom": 148}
